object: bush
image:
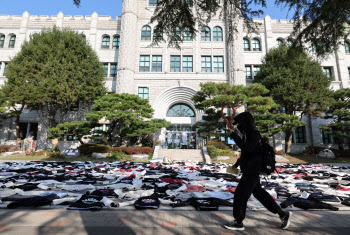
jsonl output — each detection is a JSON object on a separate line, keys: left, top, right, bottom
{"left": 330, "top": 149, "right": 350, "bottom": 157}
{"left": 0, "top": 145, "right": 17, "bottom": 153}
{"left": 304, "top": 146, "right": 326, "bottom": 155}
{"left": 207, "top": 141, "right": 230, "bottom": 150}
{"left": 49, "top": 151, "right": 64, "bottom": 158}
{"left": 207, "top": 145, "right": 220, "bottom": 158}
{"left": 112, "top": 147, "right": 154, "bottom": 155}
{"left": 78, "top": 144, "right": 112, "bottom": 155}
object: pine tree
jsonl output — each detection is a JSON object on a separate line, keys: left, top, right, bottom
{"left": 3, "top": 26, "right": 106, "bottom": 133}
{"left": 320, "top": 88, "right": 350, "bottom": 150}
{"left": 254, "top": 44, "right": 332, "bottom": 153}
{"left": 48, "top": 121, "right": 94, "bottom": 145}
{"left": 84, "top": 93, "right": 170, "bottom": 146}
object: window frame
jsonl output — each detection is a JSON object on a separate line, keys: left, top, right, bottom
{"left": 323, "top": 67, "right": 334, "bottom": 80}
{"left": 0, "top": 35, "right": 4, "bottom": 48}
{"left": 276, "top": 38, "right": 284, "bottom": 45}
{"left": 294, "top": 126, "right": 306, "bottom": 143}
{"left": 8, "top": 35, "right": 16, "bottom": 48}
{"left": 245, "top": 65, "right": 252, "bottom": 79}
{"left": 182, "top": 55, "right": 193, "bottom": 72}
{"left": 345, "top": 41, "right": 350, "bottom": 53}
{"left": 243, "top": 38, "right": 250, "bottom": 51}
{"left": 201, "top": 56, "right": 212, "bottom": 72}
{"left": 201, "top": 27, "right": 211, "bottom": 41}
{"left": 166, "top": 103, "right": 196, "bottom": 117}
{"left": 110, "top": 63, "right": 118, "bottom": 77}
{"left": 213, "top": 26, "right": 223, "bottom": 41}
{"left": 213, "top": 56, "right": 224, "bottom": 72}
{"left": 101, "top": 35, "right": 110, "bottom": 49}
{"left": 149, "top": 0, "right": 158, "bottom": 6}
{"left": 152, "top": 55, "right": 162, "bottom": 72}
{"left": 183, "top": 27, "right": 193, "bottom": 41}
{"left": 170, "top": 55, "right": 181, "bottom": 72}
{"left": 141, "top": 25, "right": 152, "bottom": 41}
{"left": 138, "top": 87, "right": 149, "bottom": 100}
{"left": 103, "top": 63, "right": 109, "bottom": 77}
{"left": 139, "top": 55, "right": 150, "bottom": 72}
{"left": 112, "top": 36, "right": 120, "bottom": 49}
{"left": 252, "top": 38, "right": 261, "bottom": 51}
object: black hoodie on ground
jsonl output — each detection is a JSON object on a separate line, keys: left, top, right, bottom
{"left": 230, "top": 112, "right": 263, "bottom": 175}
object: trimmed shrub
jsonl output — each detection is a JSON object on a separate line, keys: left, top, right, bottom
{"left": 78, "top": 144, "right": 112, "bottom": 155}
{"left": 0, "top": 145, "right": 17, "bottom": 153}
{"left": 112, "top": 147, "right": 154, "bottom": 155}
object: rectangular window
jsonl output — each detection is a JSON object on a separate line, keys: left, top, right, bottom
{"left": 201, "top": 56, "right": 212, "bottom": 72}
{"left": 294, "top": 126, "right": 306, "bottom": 143}
{"left": 152, "top": 55, "right": 162, "bottom": 72}
{"left": 110, "top": 63, "right": 117, "bottom": 77}
{"left": 138, "top": 87, "right": 149, "bottom": 100}
{"left": 322, "top": 130, "right": 331, "bottom": 144}
{"left": 170, "top": 56, "right": 181, "bottom": 72}
{"left": 253, "top": 66, "right": 260, "bottom": 78}
{"left": 140, "top": 55, "right": 150, "bottom": 72}
{"left": 0, "top": 63, "right": 2, "bottom": 76}
{"left": 103, "top": 63, "right": 109, "bottom": 77}
{"left": 323, "top": 67, "right": 334, "bottom": 80}
{"left": 66, "top": 135, "right": 78, "bottom": 141}
{"left": 93, "top": 125, "right": 104, "bottom": 138}
{"left": 348, "top": 67, "right": 350, "bottom": 79}
{"left": 183, "top": 56, "right": 193, "bottom": 72}
{"left": 213, "top": 56, "right": 224, "bottom": 72}
{"left": 245, "top": 65, "right": 252, "bottom": 79}
{"left": 149, "top": 0, "right": 157, "bottom": 6}
{"left": 3, "top": 63, "right": 7, "bottom": 76}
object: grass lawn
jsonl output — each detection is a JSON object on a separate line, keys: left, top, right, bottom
{"left": 0, "top": 153, "right": 150, "bottom": 162}
{"left": 212, "top": 152, "right": 350, "bottom": 164}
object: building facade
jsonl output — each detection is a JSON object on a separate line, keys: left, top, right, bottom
{"left": 0, "top": 0, "right": 349, "bottom": 152}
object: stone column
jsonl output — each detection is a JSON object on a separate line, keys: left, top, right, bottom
{"left": 225, "top": 16, "right": 245, "bottom": 86}
{"left": 264, "top": 15, "right": 274, "bottom": 51}
{"left": 117, "top": 0, "right": 139, "bottom": 94}
{"left": 335, "top": 46, "right": 349, "bottom": 89}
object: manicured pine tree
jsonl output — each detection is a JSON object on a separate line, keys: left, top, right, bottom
{"left": 320, "top": 88, "right": 350, "bottom": 150}
{"left": 84, "top": 93, "right": 170, "bottom": 146}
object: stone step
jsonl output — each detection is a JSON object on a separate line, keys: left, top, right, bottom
{"left": 157, "top": 148, "right": 203, "bottom": 161}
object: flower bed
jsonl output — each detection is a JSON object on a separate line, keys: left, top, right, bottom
{"left": 112, "top": 147, "right": 154, "bottom": 155}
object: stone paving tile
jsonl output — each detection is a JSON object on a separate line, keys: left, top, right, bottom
{"left": 49, "top": 221, "right": 69, "bottom": 227}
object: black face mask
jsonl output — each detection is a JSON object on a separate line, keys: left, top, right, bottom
{"left": 237, "top": 125, "right": 244, "bottom": 133}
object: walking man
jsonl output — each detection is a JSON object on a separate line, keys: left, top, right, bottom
{"left": 224, "top": 112, "right": 292, "bottom": 230}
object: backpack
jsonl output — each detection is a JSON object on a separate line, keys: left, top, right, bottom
{"left": 259, "top": 134, "right": 276, "bottom": 175}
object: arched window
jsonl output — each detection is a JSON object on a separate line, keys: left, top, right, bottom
{"left": 141, "top": 25, "right": 151, "bottom": 41}
{"left": 252, "top": 38, "right": 261, "bottom": 51}
{"left": 112, "top": 36, "right": 120, "bottom": 49}
{"left": 243, "top": 38, "right": 250, "bottom": 51}
{"left": 287, "top": 39, "right": 293, "bottom": 46}
{"left": 201, "top": 27, "right": 211, "bottom": 41}
{"left": 345, "top": 41, "right": 350, "bottom": 53}
{"left": 8, "top": 35, "right": 16, "bottom": 48}
{"left": 167, "top": 103, "right": 195, "bottom": 117}
{"left": 101, "top": 36, "right": 110, "bottom": 49}
{"left": 0, "top": 35, "right": 5, "bottom": 48}
{"left": 183, "top": 27, "right": 193, "bottom": 41}
{"left": 277, "top": 39, "right": 284, "bottom": 45}
{"left": 213, "top": 26, "right": 223, "bottom": 41}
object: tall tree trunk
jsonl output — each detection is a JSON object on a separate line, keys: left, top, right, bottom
{"left": 308, "top": 115, "right": 314, "bottom": 147}
{"left": 15, "top": 115, "right": 21, "bottom": 147}
{"left": 272, "top": 134, "right": 276, "bottom": 150}
{"left": 285, "top": 130, "right": 293, "bottom": 153}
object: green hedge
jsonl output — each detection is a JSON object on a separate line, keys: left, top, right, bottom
{"left": 78, "top": 144, "right": 112, "bottom": 155}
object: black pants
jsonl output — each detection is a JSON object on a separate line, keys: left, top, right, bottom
{"left": 233, "top": 173, "right": 284, "bottom": 224}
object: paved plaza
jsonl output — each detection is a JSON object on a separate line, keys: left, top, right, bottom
{"left": 0, "top": 208, "right": 349, "bottom": 235}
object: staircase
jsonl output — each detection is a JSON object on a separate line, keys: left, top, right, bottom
{"left": 157, "top": 148, "right": 204, "bottom": 162}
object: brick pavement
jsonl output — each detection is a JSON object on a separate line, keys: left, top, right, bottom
{"left": 0, "top": 209, "right": 349, "bottom": 235}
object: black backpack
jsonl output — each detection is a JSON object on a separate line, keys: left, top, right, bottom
{"left": 259, "top": 134, "right": 276, "bottom": 175}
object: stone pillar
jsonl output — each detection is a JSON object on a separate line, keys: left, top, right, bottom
{"left": 56, "top": 12, "right": 64, "bottom": 28}
{"left": 17, "top": 11, "right": 30, "bottom": 51}
{"left": 117, "top": 0, "right": 138, "bottom": 94}
{"left": 335, "top": 46, "right": 349, "bottom": 89}
{"left": 89, "top": 12, "right": 99, "bottom": 51}
{"left": 225, "top": 16, "right": 245, "bottom": 86}
{"left": 264, "top": 15, "right": 274, "bottom": 51}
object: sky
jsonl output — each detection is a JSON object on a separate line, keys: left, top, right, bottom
{"left": 0, "top": 0, "right": 293, "bottom": 20}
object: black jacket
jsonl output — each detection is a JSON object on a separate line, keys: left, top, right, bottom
{"left": 230, "top": 112, "right": 263, "bottom": 175}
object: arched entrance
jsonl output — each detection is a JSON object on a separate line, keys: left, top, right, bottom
{"left": 165, "top": 103, "right": 197, "bottom": 149}
{"left": 152, "top": 86, "right": 203, "bottom": 149}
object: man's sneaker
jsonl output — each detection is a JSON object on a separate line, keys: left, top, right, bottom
{"left": 281, "top": 211, "right": 292, "bottom": 229}
{"left": 224, "top": 220, "right": 245, "bottom": 230}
